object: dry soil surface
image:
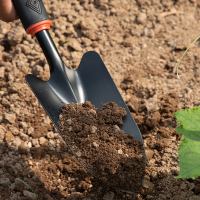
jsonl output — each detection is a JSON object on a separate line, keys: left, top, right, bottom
{"left": 1, "top": 0, "right": 200, "bottom": 199}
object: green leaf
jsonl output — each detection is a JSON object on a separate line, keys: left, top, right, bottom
{"left": 174, "top": 106, "right": 200, "bottom": 141}
{"left": 176, "top": 137, "right": 200, "bottom": 179}
{"left": 174, "top": 106, "right": 200, "bottom": 179}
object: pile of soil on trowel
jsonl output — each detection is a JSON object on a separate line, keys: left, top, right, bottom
{"left": 58, "top": 101, "right": 145, "bottom": 193}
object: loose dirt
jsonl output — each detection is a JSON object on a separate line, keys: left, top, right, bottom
{"left": 58, "top": 101, "right": 145, "bottom": 194}
{"left": 1, "top": 0, "right": 200, "bottom": 199}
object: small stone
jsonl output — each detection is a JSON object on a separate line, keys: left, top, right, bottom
{"left": 7, "top": 27, "right": 24, "bottom": 46}
{"left": 0, "top": 67, "right": 5, "bottom": 78}
{"left": 92, "top": 41, "right": 98, "bottom": 48}
{"left": 44, "top": 194, "right": 54, "bottom": 200}
{"left": 145, "top": 149, "right": 154, "bottom": 161}
{"left": 142, "top": 179, "right": 154, "bottom": 194}
{"left": 9, "top": 183, "right": 15, "bottom": 190}
{"left": 81, "top": 18, "right": 98, "bottom": 30}
{"left": 69, "top": 38, "right": 82, "bottom": 51}
{"left": 110, "top": 8, "right": 116, "bottom": 15}
{"left": 47, "top": 131, "right": 54, "bottom": 139}
{"left": 23, "top": 190, "right": 37, "bottom": 199}
{"left": 4, "top": 113, "right": 16, "bottom": 124}
{"left": 0, "top": 125, "right": 6, "bottom": 142}
{"left": 118, "top": 149, "right": 123, "bottom": 154}
{"left": 66, "top": 119, "right": 72, "bottom": 125}
{"left": 20, "top": 122, "right": 28, "bottom": 129}
{"left": 0, "top": 178, "right": 11, "bottom": 187}
{"left": 9, "top": 127, "right": 18, "bottom": 136}
{"left": 92, "top": 142, "right": 99, "bottom": 148}
{"left": 103, "top": 191, "right": 115, "bottom": 200}
{"left": 27, "top": 127, "right": 34, "bottom": 135}
{"left": 123, "top": 37, "right": 134, "bottom": 47}
{"left": 32, "top": 138, "right": 39, "bottom": 147}
{"left": 137, "top": 12, "right": 147, "bottom": 24}
{"left": 2, "top": 96, "right": 9, "bottom": 106}
{"left": 127, "top": 98, "right": 139, "bottom": 113}
{"left": 39, "top": 137, "right": 48, "bottom": 146}
{"left": 19, "top": 132, "right": 29, "bottom": 141}
{"left": 95, "top": 0, "right": 108, "bottom": 6}
{"left": 5, "top": 131, "right": 15, "bottom": 141}
{"left": 7, "top": 137, "right": 22, "bottom": 150}
{"left": 32, "top": 65, "right": 43, "bottom": 75}
{"left": 28, "top": 142, "right": 32, "bottom": 147}
{"left": 14, "top": 163, "right": 23, "bottom": 172}
{"left": 18, "top": 143, "right": 28, "bottom": 154}
{"left": 76, "top": 151, "right": 82, "bottom": 157}
{"left": 43, "top": 116, "right": 51, "bottom": 125}
{"left": 10, "top": 83, "right": 23, "bottom": 93}
{"left": 57, "top": 185, "right": 65, "bottom": 191}
{"left": 81, "top": 37, "right": 92, "bottom": 47}
{"left": 90, "top": 126, "right": 97, "bottom": 134}
{"left": 113, "top": 125, "right": 120, "bottom": 132}
{"left": 49, "top": 139, "right": 56, "bottom": 147}
{"left": 57, "top": 179, "right": 61, "bottom": 184}
{"left": 180, "top": 182, "right": 187, "bottom": 190}
{"left": 29, "top": 160, "right": 33, "bottom": 166}
{"left": 88, "top": 109, "right": 97, "bottom": 115}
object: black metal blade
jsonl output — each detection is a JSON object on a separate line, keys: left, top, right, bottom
{"left": 77, "top": 51, "right": 143, "bottom": 141}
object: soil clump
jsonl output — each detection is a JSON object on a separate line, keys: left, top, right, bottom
{"left": 58, "top": 101, "right": 145, "bottom": 193}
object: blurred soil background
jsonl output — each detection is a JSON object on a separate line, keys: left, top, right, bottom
{"left": 1, "top": 0, "right": 200, "bottom": 199}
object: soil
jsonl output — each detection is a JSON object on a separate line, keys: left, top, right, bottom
{"left": 1, "top": 0, "right": 200, "bottom": 199}
{"left": 58, "top": 101, "right": 145, "bottom": 194}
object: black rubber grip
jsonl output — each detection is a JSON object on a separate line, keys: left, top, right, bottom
{"left": 12, "top": 0, "right": 50, "bottom": 30}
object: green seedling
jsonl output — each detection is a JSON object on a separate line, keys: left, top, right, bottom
{"left": 17, "top": 178, "right": 39, "bottom": 200}
{"left": 174, "top": 107, "right": 200, "bottom": 179}
{"left": 176, "top": 35, "right": 200, "bottom": 79}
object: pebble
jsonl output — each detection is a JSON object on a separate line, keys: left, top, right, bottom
{"left": 19, "top": 132, "right": 29, "bottom": 141}
{"left": 9, "top": 127, "right": 19, "bottom": 136}
{"left": 66, "top": 119, "right": 72, "bottom": 125}
{"left": 7, "top": 137, "right": 22, "bottom": 150}
{"left": 76, "top": 151, "right": 82, "bottom": 157}
{"left": 90, "top": 126, "right": 97, "bottom": 134}
{"left": 32, "top": 138, "right": 40, "bottom": 147}
{"left": 113, "top": 125, "right": 120, "bottom": 132}
{"left": 103, "top": 191, "right": 115, "bottom": 200}
{"left": 7, "top": 27, "right": 24, "bottom": 46}
{"left": 4, "top": 113, "right": 16, "bottom": 124}
{"left": 39, "top": 137, "right": 48, "bottom": 145}
{"left": 0, "top": 67, "right": 5, "bottom": 78}
{"left": 28, "top": 142, "right": 32, "bottom": 147}
{"left": 118, "top": 149, "right": 123, "bottom": 154}
{"left": 69, "top": 38, "right": 82, "bottom": 51}
{"left": 49, "top": 139, "right": 56, "bottom": 147}
{"left": 92, "top": 142, "right": 99, "bottom": 148}
{"left": 23, "top": 190, "right": 37, "bottom": 199}
{"left": 20, "top": 122, "right": 28, "bottom": 129}
{"left": 0, "top": 178, "right": 11, "bottom": 187}
{"left": 47, "top": 131, "right": 54, "bottom": 139}
{"left": 137, "top": 12, "right": 147, "bottom": 24}
{"left": 145, "top": 149, "right": 154, "bottom": 161}
{"left": 27, "top": 127, "right": 34, "bottom": 135}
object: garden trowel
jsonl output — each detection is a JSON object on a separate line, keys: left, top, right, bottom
{"left": 12, "top": 0, "right": 145, "bottom": 187}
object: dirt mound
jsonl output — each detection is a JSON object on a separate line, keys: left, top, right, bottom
{"left": 59, "top": 101, "right": 145, "bottom": 193}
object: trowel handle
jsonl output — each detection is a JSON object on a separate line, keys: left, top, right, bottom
{"left": 12, "top": 0, "right": 51, "bottom": 37}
